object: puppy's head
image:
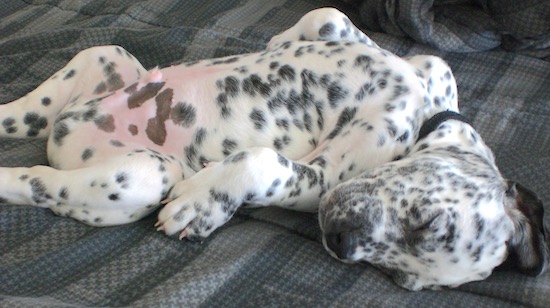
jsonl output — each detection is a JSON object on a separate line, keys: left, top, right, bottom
{"left": 500, "top": 181, "right": 549, "bottom": 276}
{"left": 318, "top": 118, "right": 549, "bottom": 290}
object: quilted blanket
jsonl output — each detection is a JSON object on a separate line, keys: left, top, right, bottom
{"left": 357, "top": 0, "right": 550, "bottom": 57}
{"left": 1, "top": 0, "right": 549, "bottom": 307}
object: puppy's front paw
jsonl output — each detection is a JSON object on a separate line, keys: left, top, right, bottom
{"left": 155, "top": 179, "right": 239, "bottom": 240}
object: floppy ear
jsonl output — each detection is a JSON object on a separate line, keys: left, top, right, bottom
{"left": 503, "top": 182, "right": 549, "bottom": 276}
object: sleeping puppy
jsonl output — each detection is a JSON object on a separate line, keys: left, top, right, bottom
{"left": 319, "top": 110, "right": 549, "bottom": 290}
{"left": 0, "top": 7, "right": 546, "bottom": 291}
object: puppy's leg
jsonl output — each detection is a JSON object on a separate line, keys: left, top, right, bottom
{"left": 0, "top": 46, "right": 147, "bottom": 138}
{"left": 268, "top": 8, "right": 378, "bottom": 49}
{"left": 156, "top": 134, "right": 378, "bottom": 240}
{"left": 406, "top": 55, "right": 459, "bottom": 113}
{"left": 0, "top": 149, "right": 183, "bottom": 225}
{"left": 156, "top": 147, "right": 324, "bottom": 240}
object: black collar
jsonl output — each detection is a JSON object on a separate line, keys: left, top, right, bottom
{"left": 416, "top": 110, "right": 470, "bottom": 142}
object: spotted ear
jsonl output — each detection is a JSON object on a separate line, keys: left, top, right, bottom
{"left": 504, "top": 182, "right": 549, "bottom": 276}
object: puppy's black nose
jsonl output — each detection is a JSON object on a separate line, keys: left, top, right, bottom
{"left": 324, "top": 232, "right": 355, "bottom": 260}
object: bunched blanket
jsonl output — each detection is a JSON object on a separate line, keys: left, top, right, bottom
{"left": 357, "top": 0, "right": 550, "bottom": 55}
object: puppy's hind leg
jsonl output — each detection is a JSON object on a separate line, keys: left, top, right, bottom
{"left": 0, "top": 46, "right": 147, "bottom": 138}
{"left": 0, "top": 150, "right": 184, "bottom": 226}
{"left": 267, "top": 8, "right": 378, "bottom": 50}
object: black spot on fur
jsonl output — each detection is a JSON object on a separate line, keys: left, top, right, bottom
{"left": 281, "top": 42, "right": 292, "bottom": 49}
{"left": 82, "top": 148, "right": 94, "bottom": 161}
{"left": 278, "top": 65, "right": 296, "bottom": 82}
{"left": 392, "top": 85, "right": 409, "bottom": 99}
{"left": 222, "top": 139, "right": 238, "bottom": 156}
{"left": 41, "top": 97, "right": 51, "bottom": 106}
{"left": 30, "top": 178, "right": 50, "bottom": 204}
{"left": 292, "top": 164, "right": 318, "bottom": 188}
{"left": 301, "top": 69, "right": 319, "bottom": 88}
{"left": 209, "top": 189, "right": 237, "bottom": 215}
{"left": 354, "top": 55, "right": 373, "bottom": 71}
{"left": 377, "top": 134, "right": 386, "bottom": 146}
{"left": 425, "top": 61, "right": 432, "bottom": 70}
{"left": 224, "top": 76, "right": 240, "bottom": 97}
{"left": 226, "top": 151, "right": 248, "bottom": 164}
{"left": 266, "top": 179, "right": 282, "bottom": 197}
{"left": 397, "top": 130, "right": 410, "bottom": 143}
{"left": 340, "top": 29, "right": 349, "bottom": 38}
{"left": 242, "top": 74, "right": 272, "bottom": 97}
{"left": 446, "top": 85, "right": 452, "bottom": 97}
{"left": 327, "top": 83, "right": 348, "bottom": 108}
{"left": 319, "top": 22, "right": 335, "bottom": 37}
{"left": 386, "top": 118, "right": 398, "bottom": 137}
{"left": 59, "top": 187, "right": 69, "bottom": 200}
{"left": 285, "top": 177, "right": 296, "bottom": 188}
{"left": 82, "top": 109, "right": 97, "bottom": 121}
{"left": 24, "top": 112, "right": 48, "bottom": 137}
{"left": 273, "top": 135, "right": 291, "bottom": 151}
{"left": 277, "top": 154, "right": 290, "bottom": 167}
{"left": 108, "top": 193, "right": 120, "bottom": 201}
{"left": 328, "top": 107, "right": 357, "bottom": 139}
{"left": 116, "top": 172, "right": 128, "bottom": 184}
{"left": 110, "top": 140, "right": 125, "bottom": 147}
{"left": 103, "top": 62, "right": 115, "bottom": 75}
{"left": 94, "top": 82, "right": 107, "bottom": 94}
{"left": 53, "top": 122, "right": 70, "bottom": 146}
{"left": 309, "top": 156, "right": 327, "bottom": 168}
{"left": 171, "top": 102, "right": 196, "bottom": 127}
{"left": 244, "top": 192, "right": 256, "bottom": 202}
{"left": 217, "top": 93, "right": 231, "bottom": 118}
{"left": 106, "top": 73, "right": 124, "bottom": 91}
{"left": 276, "top": 118, "right": 290, "bottom": 130}
{"left": 63, "top": 69, "right": 76, "bottom": 80}
{"left": 418, "top": 143, "right": 429, "bottom": 151}
{"left": 194, "top": 128, "right": 207, "bottom": 146}
{"left": 234, "top": 66, "right": 248, "bottom": 74}
{"left": 185, "top": 144, "right": 198, "bottom": 167}
{"left": 249, "top": 109, "right": 267, "bottom": 130}
{"left": 210, "top": 56, "right": 240, "bottom": 65}
{"left": 2, "top": 117, "right": 17, "bottom": 134}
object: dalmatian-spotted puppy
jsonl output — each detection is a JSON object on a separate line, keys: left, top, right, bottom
{"left": 0, "top": 8, "right": 441, "bottom": 232}
{"left": 319, "top": 110, "right": 549, "bottom": 290}
{"left": 0, "top": 8, "right": 547, "bottom": 290}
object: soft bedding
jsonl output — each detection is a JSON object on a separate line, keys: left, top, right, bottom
{"left": 1, "top": 0, "right": 549, "bottom": 307}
